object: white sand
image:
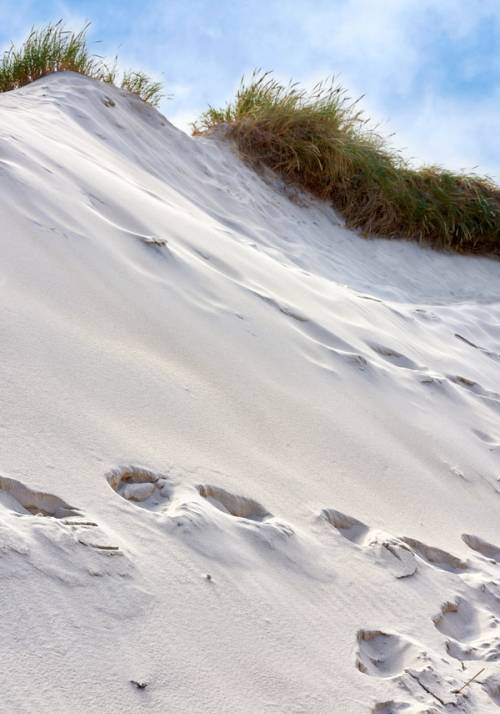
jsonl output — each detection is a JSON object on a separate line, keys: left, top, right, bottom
{"left": 0, "top": 72, "right": 499, "bottom": 713}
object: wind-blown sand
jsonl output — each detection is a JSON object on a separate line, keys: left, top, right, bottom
{"left": 1, "top": 72, "right": 500, "bottom": 713}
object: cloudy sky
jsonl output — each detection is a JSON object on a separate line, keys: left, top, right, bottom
{"left": 1, "top": 0, "right": 499, "bottom": 179}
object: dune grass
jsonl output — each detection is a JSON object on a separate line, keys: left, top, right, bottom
{"left": 121, "top": 71, "right": 163, "bottom": 108}
{"left": 194, "top": 72, "right": 499, "bottom": 254}
{"left": 0, "top": 21, "right": 163, "bottom": 106}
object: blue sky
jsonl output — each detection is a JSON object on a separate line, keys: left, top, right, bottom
{"left": 1, "top": 0, "right": 499, "bottom": 179}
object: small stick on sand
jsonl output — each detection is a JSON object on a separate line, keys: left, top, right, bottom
{"left": 452, "top": 667, "right": 485, "bottom": 694}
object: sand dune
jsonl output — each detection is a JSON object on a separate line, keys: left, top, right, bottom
{"left": 0, "top": 72, "right": 499, "bottom": 712}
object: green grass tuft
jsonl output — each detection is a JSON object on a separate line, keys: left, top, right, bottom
{"left": 0, "top": 21, "right": 163, "bottom": 107}
{"left": 194, "top": 71, "right": 499, "bottom": 255}
{"left": 121, "top": 70, "right": 163, "bottom": 107}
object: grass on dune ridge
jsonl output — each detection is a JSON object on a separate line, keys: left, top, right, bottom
{"left": 0, "top": 24, "right": 497, "bottom": 254}
{"left": 194, "top": 72, "right": 500, "bottom": 255}
{"left": 0, "top": 21, "right": 163, "bottom": 106}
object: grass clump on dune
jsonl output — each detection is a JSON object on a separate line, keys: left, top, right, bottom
{"left": 0, "top": 21, "right": 163, "bottom": 106}
{"left": 194, "top": 72, "right": 499, "bottom": 255}
{"left": 120, "top": 71, "right": 163, "bottom": 108}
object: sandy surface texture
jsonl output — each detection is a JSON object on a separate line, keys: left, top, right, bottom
{"left": 1, "top": 72, "right": 500, "bottom": 713}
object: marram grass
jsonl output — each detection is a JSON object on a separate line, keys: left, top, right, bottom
{"left": 0, "top": 21, "right": 163, "bottom": 106}
{"left": 194, "top": 72, "right": 500, "bottom": 254}
{"left": 121, "top": 71, "right": 163, "bottom": 107}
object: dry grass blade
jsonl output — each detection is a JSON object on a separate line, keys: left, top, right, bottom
{"left": 0, "top": 21, "right": 163, "bottom": 107}
{"left": 194, "top": 71, "right": 499, "bottom": 255}
{"left": 121, "top": 70, "right": 163, "bottom": 107}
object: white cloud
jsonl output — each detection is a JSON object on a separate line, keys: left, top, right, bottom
{"left": 283, "top": 0, "right": 500, "bottom": 178}
{"left": 1, "top": 0, "right": 498, "bottom": 178}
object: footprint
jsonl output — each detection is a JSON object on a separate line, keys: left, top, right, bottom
{"left": 358, "top": 630, "right": 464, "bottom": 708}
{"left": 275, "top": 302, "right": 309, "bottom": 323}
{"left": 86, "top": 200, "right": 167, "bottom": 249}
{"left": 462, "top": 534, "right": 500, "bottom": 563}
{"left": 107, "top": 467, "right": 303, "bottom": 568}
{"left": 400, "top": 537, "right": 467, "bottom": 573}
{"left": 0, "top": 475, "right": 81, "bottom": 518}
{"left": 483, "top": 673, "right": 500, "bottom": 706}
{"left": 450, "top": 375, "right": 479, "bottom": 389}
{"left": 109, "top": 468, "right": 274, "bottom": 525}
{"left": 320, "top": 508, "right": 368, "bottom": 543}
{"left": 433, "top": 597, "right": 500, "bottom": 662}
{"left": 196, "top": 484, "right": 271, "bottom": 522}
{"left": 287, "top": 315, "right": 354, "bottom": 352}
{"left": 0, "top": 475, "right": 125, "bottom": 574}
{"left": 326, "top": 349, "right": 370, "bottom": 371}
{"left": 471, "top": 430, "right": 500, "bottom": 458}
{"left": 433, "top": 598, "right": 485, "bottom": 641}
{"left": 159, "top": 482, "right": 308, "bottom": 572}
{"left": 321, "top": 509, "right": 469, "bottom": 578}
{"left": 372, "top": 703, "right": 414, "bottom": 713}
{"left": 282, "top": 315, "right": 371, "bottom": 375}
{"left": 448, "top": 375, "right": 500, "bottom": 409}
{"left": 249, "top": 289, "right": 297, "bottom": 318}
{"left": 369, "top": 344, "right": 422, "bottom": 371}
{"left": 321, "top": 509, "right": 417, "bottom": 578}
{"left": 356, "top": 630, "right": 423, "bottom": 677}
{"left": 472, "top": 429, "right": 499, "bottom": 445}
{"left": 107, "top": 466, "right": 172, "bottom": 510}
{"left": 419, "top": 374, "right": 444, "bottom": 386}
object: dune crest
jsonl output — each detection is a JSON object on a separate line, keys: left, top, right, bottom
{"left": 0, "top": 72, "right": 499, "bottom": 713}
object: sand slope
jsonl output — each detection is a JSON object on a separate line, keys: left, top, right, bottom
{"left": 1, "top": 72, "right": 500, "bottom": 713}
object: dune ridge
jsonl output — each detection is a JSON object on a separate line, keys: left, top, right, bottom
{"left": 0, "top": 72, "right": 500, "bottom": 713}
